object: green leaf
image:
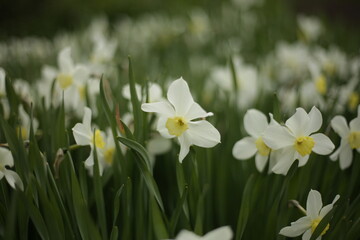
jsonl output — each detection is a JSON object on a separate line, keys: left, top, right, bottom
{"left": 128, "top": 56, "right": 143, "bottom": 142}
{"left": 310, "top": 205, "right": 337, "bottom": 240}
{"left": 170, "top": 185, "right": 189, "bottom": 236}
{"left": 235, "top": 174, "right": 255, "bottom": 240}
{"left": 151, "top": 196, "right": 169, "bottom": 239}
{"left": 92, "top": 139, "right": 108, "bottom": 240}
{"left": 112, "top": 184, "right": 124, "bottom": 226}
{"left": 110, "top": 226, "right": 118, "bottom": 240}
{"left": 117, "top": 136, "right": 164, "bottom": 212}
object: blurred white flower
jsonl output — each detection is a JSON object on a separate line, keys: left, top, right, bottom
{"left": 141, "top": 77, "right": 220, "bottom": 162}
{"left": 17, "top": 105, "right": 39, "bottom": 140}
{"left": 122, "top": 82, "right": 163, "bottom": 103}
{"left": 175, "top": 226, "right": 233, "bottom": 240}
{"left": 330, "top": 105, "right": 360, "bottom": 169}
{"left": 297, "top": 15, "right": 323, "bottom": 42}
{"left": 0, "top": 147, "right": 24, "bottom": 191}
{"left": 0, "top": 67, "right": 10, "bottom": 118}
{"left": 72, "top": 107, "right": 115, "bottom": 175}
{"left": 232, "top": 109, "right": 279, "bottom": 172}
{"left": 263, "top": 106, "right": 334, "bottom": 175}
{"left": 280, "top": 189, "right": 339, "bottom": 240}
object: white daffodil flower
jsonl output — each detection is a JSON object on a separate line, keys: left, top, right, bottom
{"left": 280, "top": 189, "right": 340, "bottom": 240}
{"left": 232, "top": 109, "right": 279, "bottom": 172}
{"left": 0, "top": 68, "right": 10, "bottom": 118}
{"left": 141, "top": 77, "right": 221, "bottom": 162}
{"left": 0, "top": 147, "right": 24, "bottom": 191}
{"left": 297, "top": 15, "right": 323, "bottom": 42}
{"left": 17, "top": 105, "right": 39, "bottom": 140}
{"left": 263, "top": 106, "right": 334, "bottom": 175}
{"left": 72, "top": 107, "right": 115, "bottom": 175}
{"left": 175, "top": 226, "right": 233, "bottom": 240}
{"left": 330, "top": 105, "right": 360, "bottom": 169}
{"left": 122, "top": 82, "right": 163, "bottom": 103}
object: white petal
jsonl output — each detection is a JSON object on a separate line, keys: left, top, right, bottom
{"left": 147, "top": 136, "right": 172, "bottom": 155}
{"left": 72, "top": 123, "right": 92, "bottom": 145}
{"left": 339, "top": 143, "right": 353, "bottom": 170}
{"left": 175, "top": 230, "right": 199, "bottom": 240}
{"left": 148, "top": 83, "right": 163, "bottom": 102}
{"left": 330, "top": 146, "right": 341, "bottom": 161}
{"left": 331, "top": 116, "right": 350, "bottom": 138}
{"left": 204, "top": 226, "right": 233, "bottom": 240}
{"left": 73, "top": 66, "right": 89, "bottom": 83}
{"left": 255, "top": 153, "right": 268, "bottom": 172}
{"left": 279, "top": 216, "right": 311, "bottom": 237}
{"left": 302, "top": 229, "right": 312, "bottom": 240}
{"left": 271, "top": 147, "right": 296, "bottom": 175}
{"left": 306, "top": 106, "right": 322, "bottom": 135}
{"left": 312, "top": 133, "right": 335, "bottom": 155}
{"left": 141, "top": 101, "right": 175, "bottom": 117}
{"left": 349, "top": 117, "right": 360, "bottom": 132}
{"left": 285, "top": 108, "right": 310, "bottom": 136}
{"left": 178, "top": 134, "right": 191, "bottom": 163}
{"left": 58, "top": 47, "right": 73, "bottom": 73}
{"left": 83, "top": 107, "right": 92, "bottom": 127}
{"left": 263, "top": 125, "right": 294, "bottom": 150}
{"left": 167, "top": 77, "right": 194, "bottom": 116}
{"left": 122, "top": 83, "right": 141, "bottom": 100}
{"left": 232, "top": 137, "right": 257, "bottom": 160}
{"left": 4, "top": 169, "right": 24, "bottom": 191}
{"left": 306, "top": 189, "right": 323, "bottom": 220}
{"left": 187, "top": 121, "right": 221, "bottom": 148}
{"left": 184, "top": 102, "right": 211, "bottom": 120}
{"left": 319, "top": 195, "right": 340, "bottom": 218}
{"left": 244, "top": 109, "right": 268, "bottom": 138}
{"left": 0, "top": 147, "right": 14, "bottom": 167}
{"left": 156, "top": 117, "right": 176, "bottom": 139}
{"left": 296, "top": 153, "right": 309, "bottom": 167}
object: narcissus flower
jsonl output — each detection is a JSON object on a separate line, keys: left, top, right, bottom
{"left": 175, "top": 226, "right": 233, "bottom": 240}
{"left": 72, "top": 107, "right": 115, "bottom": 175}
{"left": 280, "top": 189, "right": 339, "bottom": 240}
{"left": 0, "top": 147, "right": 24, "bottom": 191}
{"left": 330, "top": 105, "right": 360, "bottom": 169}
{"left": 141, "top": 77, "right": 220, "bottom": 162}
{"left": 232, "top": 109, "right": 279, "bottom": 172}
{"left": 263, "top": 106, "right": 334, "bottom": 175}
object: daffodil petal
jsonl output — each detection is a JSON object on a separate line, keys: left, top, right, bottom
{"left": 83, "top": 107, "right": 92, "bottom": 128}
{"left": 147, "top": 136, "right": 172, "bottom": 155}
{"left": 58, "top": 47, "right": 73, "bottom": 73}
{"left": 255, "top": 153, "right": 268, "bottom": 172}
{"left": 73, "top": 65, "right": 89, "bottom": 82}
{"left": 331, "top": 116, "right": 350, "bottom": 138}
{"left": 271, "top": 147, "right": 296, "bottom": 175}
{"left": 178, "top": 134, "right": 191, "bottom": 163}
{"left": 4, "top": 169, "right": 24, "bottom": 191}
{"left": 204, "top": 226, "right": 233, "bottom": 240}
{"left": 339, "top": 143, "right": 353, "bottom": 170}
{"left": 279, "top": 216, "right": 311, "bottom": 237}
{"left": 244, "top": 109, "right": 268, "bottom": 138}
{"left": 187, "top": 121, "right": 221, "bottom": 148}
{"left": 141, "top": 101, "right": 175, "bottom": 117}
{"left": 349, "top": 117, "right": 360, "bottom": 132}
{"left": 184, "top": 102, "right": 211, "bottom": 120}
{"left": 285, "top": 108, "right": 309, "bottom": 136}
{"left": 175, "top": 230, "right": 199, "bottom": 240}
{"left": 319, "top": 195, "right": 340, "bottom": 218}
{"left": 312, "top": 133, "right": 335, "bottom": 155}
{"left": 263, "top": 125, "right": 294, "bottom": 150}
{"left": 0, "top": 147, "right": 14, "bottom": 167}
{"left": 306, "top": 106, "right": 322, "bottom": 135}
{"left": 167, "top": 77, "right": 194, "bottom": 116}
{"left": 306, "top": 189, "right": 323, "bottom": 220}
{"left": 302, "top": 229, "right": 312, "bottom": 240}
{"left": 232, "top": 137, "right": 257, "bottom": 160}
{"left": 72, "top": 123, "right": 92, "bottom": 145}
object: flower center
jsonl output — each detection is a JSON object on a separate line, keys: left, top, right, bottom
{"left": 311, "top": 218, "right": 330, "bottom": 236}
{"left": 315, "top": 75, "right": 327, "bottom": 95}
{"left": 348, "top": 131, "right": 360, "bottom": 149}
{"left": 104, "top": 147, "right": 115, "bottom": 164}
{"left": 255, "top": 137, "right": 271, "bottom": 156}
{"left": 16, "top": 126, "right": 28, "bottom": 140}
{"left": 166, "top": 116, "right": 188, "bottom": 136}
{"left": 57, "top": 73, "right": 73, "bottom": 89}
{"left": 93, "top": 130, "right": 105, "bottom": 149}
{"left": 294, "top": 136, "right": 315, "bottom": 156}
{"left": 78, "top": 86, "right": 86, "bottom": 100}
